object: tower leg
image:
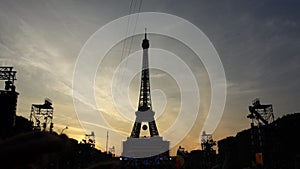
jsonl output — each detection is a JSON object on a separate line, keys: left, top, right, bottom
{"left": 149, "top": 121, "right": 159, "bottom": 137}
{"left": 131, "top": 122, "right": 141, "bottom": 138}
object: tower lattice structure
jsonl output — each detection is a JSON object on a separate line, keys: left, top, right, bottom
{"left": 130, "top": 31, "right": 159, "bottom": 138}
{"left": 30, "top": 98, "right": 54, "bottom": 132}
{"left": 0, "top": 67, "right": 18, "bottom": 138}
{"left": 247, "top": 98, "right": 274, "bottom": 167}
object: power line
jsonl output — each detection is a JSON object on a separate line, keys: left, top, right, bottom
{"left": 117, "top": 0, "right": 143, "bottom": 105}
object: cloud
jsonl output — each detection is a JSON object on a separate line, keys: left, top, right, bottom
{"left": 0, "top": 0, "right": 299, "bottom": 154}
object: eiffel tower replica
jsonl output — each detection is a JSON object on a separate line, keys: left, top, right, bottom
{"left": 122, "top": 30, "right": 170, "bottom": 159}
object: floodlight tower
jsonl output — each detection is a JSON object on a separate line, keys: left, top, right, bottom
{"left": 0, "top": 66, "right": 18, "bottom": 137}
{"left": 200, "top": 131, "right": 217, "bottom": 169}
{"left": 30, "top": 98, "right": 54, "bottom": 132}
{"left": 201, "top": 131, "right": 216, "bottom": 151}
{"left": 247, "top": 98, "right": 274, "bottom": 167}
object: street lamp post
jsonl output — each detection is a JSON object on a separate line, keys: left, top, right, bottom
{"left": 61, "top": 126, "right": 68, "bottom": 134}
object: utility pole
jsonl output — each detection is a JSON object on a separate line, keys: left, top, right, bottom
{"left": 106, "top": 130, "right": 109, "bottom": 154}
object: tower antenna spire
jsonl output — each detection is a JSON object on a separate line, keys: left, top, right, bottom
{"left": 145, "top": 28, "right": 147, "bottom": 39}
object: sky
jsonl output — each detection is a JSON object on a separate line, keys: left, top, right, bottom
{"left": 0, "top": 0, "right": 299, "bottom": 156}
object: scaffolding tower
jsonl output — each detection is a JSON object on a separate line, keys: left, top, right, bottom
{"left": 247, "top": 98, "right": 274, "bottom": 168}
{"left": 0, "top": 66, "right": 18, "bottom": 137}
{"left": 201, "top": 131, "right": 216, "bottom": 151}
{"left": 0, "top": 67, "right": 17, "bottom": 84}
{"left": 30, "top": 98, "right": 54, "bottom": 132}
{"left": 81, "top": 131, "right": 95, "bottom": 148}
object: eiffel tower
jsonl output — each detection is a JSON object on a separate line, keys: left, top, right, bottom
{"left": 122, "top": 30, "right": 169, "bottom": 159}
{"left": 130, "top": 30, "right": 159, "bottom": 138}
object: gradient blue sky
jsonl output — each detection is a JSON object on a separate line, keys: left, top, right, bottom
{"left": 0, "top": 0, "right": 299, "bottom": 156}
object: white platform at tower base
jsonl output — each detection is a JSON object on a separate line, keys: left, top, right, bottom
{"left": 122, "top": 136, "right": 170, "bottom": 158}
